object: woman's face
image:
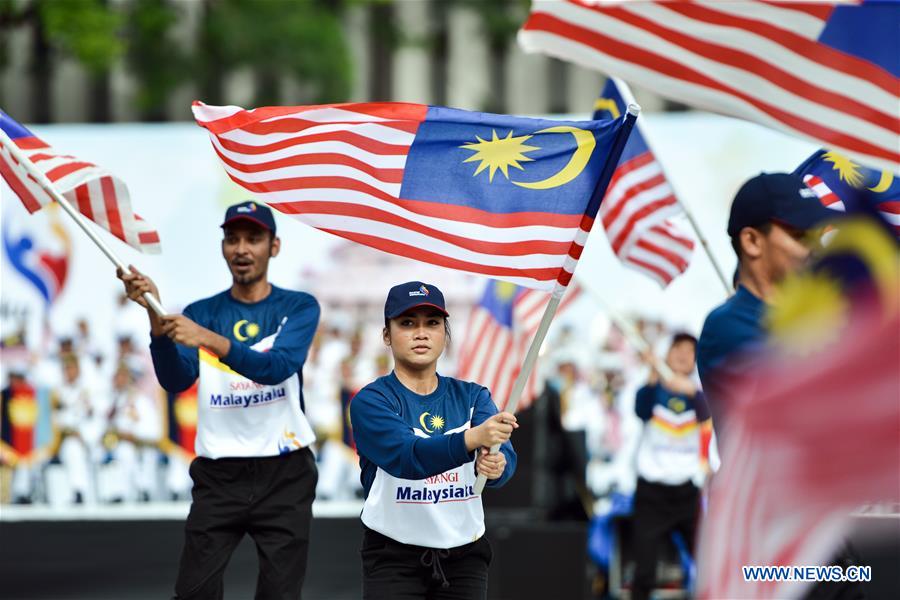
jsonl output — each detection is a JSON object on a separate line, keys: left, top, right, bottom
{"left": 383, "top": 308, "right": 447, "bottom": 370}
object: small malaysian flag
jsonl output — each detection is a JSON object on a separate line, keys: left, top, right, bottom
{"left": 456, "top": 280, "right": 582, "bottom": 410}
{"left": 794, "top": 149, "right": 900, "bottom": 237}
{"left": 519, "top": 0, "right": 900, "bottom": 173}
{"left": 593, "top": 79, "right": 694, "bottom": 287}
{"left": 0, "top": 110, "right": 161, "bottom": 253}
{"left": 192, "top": 101, "right": 634, "bottom": 293}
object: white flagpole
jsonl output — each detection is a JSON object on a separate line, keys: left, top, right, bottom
{"left": 0, "top": 129, "right": 166, "bottom": 317}
{"left": 612, "top": 78, "right": 732, "bottom": 296}
{"left": 473, "top": 286, "right": 564, "bottom": 495}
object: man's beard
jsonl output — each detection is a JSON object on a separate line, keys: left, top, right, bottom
{"left": 232, "top": 268, "right": 264, "bottom": 286}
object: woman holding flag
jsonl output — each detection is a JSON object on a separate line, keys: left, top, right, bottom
{"left": 350, "top": 280, "right": 518, "bottom": 599}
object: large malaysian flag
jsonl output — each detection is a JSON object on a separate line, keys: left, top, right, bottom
{"left": 192, "top": 101, "right": 634, "bottom": 293}
{"left": 519, "top": 1, "right": 900, "bottom": 173}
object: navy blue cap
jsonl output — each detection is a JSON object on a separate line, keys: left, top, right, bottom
{"left": 728, "top": 172, "right": 834, "bottom": 237}
{"left": 221, "top": 201, "right": 276, "bottom": 233}
{"left": 384, "top": 282, "right": 449, "bottom": 320}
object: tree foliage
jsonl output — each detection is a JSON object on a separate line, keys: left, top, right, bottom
{"left": 124, "top": 0, "right": 189, "bottom": 119}
{"left": 1, "top": 0, "right": 356, "bottom": 120}
{"left": 203, "top": 0, "right": 353, "bottom": 106}
{"left": 37, "top": 0, "right": 123, "bottom": 74}
{"left": 0, "top": 0, "right": 122, "bottom": 73}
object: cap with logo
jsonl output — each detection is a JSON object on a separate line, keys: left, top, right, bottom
{"left": 727, "top": 172, "right": 835, "bottom": 238}
{"left": 221, "top": 201, "right": 277, "bottom": 234}
{"left": 384, "top": 281, "right": 449, "bottom": 320}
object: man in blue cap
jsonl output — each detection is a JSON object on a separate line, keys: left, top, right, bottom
{"left": 697, "top": 173, "right": 864, "bottom": 600}
{"left": 697, "top": 172, "right": 835, "bottom": 430}
{"left": 118, "top": 200, "right": 320, "bottom": 600}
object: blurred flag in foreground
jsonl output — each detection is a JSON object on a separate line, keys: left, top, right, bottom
{"left": 193, "top": 101, "right": 634, "bottom": 293}
{"left": 592, "top": 79, "right": 694, "bottom": 286}
{"left": 697, "top": 215, "right": 900, "bottom": 599}
{"left": 519, "top": 0, "right": 900, "bottom": 173}
{"left": 0, "top": 110, "right": 161, "bottom": 254}
{"left": 457, "top": 280, "right": 582, "bottom": 410}
{"left": 794, "top": 149, "right": 900, "bottom": 237}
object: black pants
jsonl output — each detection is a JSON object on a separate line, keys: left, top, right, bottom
{"left": 361, "top": 526, "right": 493, "bottom": 600}
{"left": 173, "top": 448, "right": 317, "bottom": 600}
{"left": 631, "top": 477, "right": 699, "bottom": 600}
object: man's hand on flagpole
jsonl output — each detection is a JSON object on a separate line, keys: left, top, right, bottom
{"left": 475, "top": 447, "right": 507, "bottom": 480}
{"left": 464, "top": 412, "right": 518, "bottom": 452}
{"left": 158, "top": 315, "right": 231, "bottom": 357}
{"left": 117, "top": 265, "right": 168, "bottom": 332}
{"left": 117, "top": 265, "right": 161, "bottom": 311}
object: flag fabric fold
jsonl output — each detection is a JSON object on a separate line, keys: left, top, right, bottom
{"left": 0, "top": 110, "right": 161, "bottom": 254}
{"left": 193, "top": 101, "right": 634, "bottom": 292}
{"left": 520, "top": 0, "right": 900, "bottom": 173}
{"left": 592, "top": 79, "right": 694, "bottom": 286}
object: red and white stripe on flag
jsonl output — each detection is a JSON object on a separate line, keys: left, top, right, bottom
{"left": 0, "top": 134, "right": 161, "bottom": 253}
{"left": 620, "top": 221, "right": 694, "bottom": 287}
{"left": 601, "top": 151, "right": 694, "bottom": 286}
{"left": 802, "top": 174, "right": 846, "bottom": 211}
{"left": 804, "top": 174, "right": 900, "bottom": 236}
{"left": 457, "top": 283, "right": 583, "bottom": 411}
{"left": 519, "top": 0, "right": 900, "bottom": 173}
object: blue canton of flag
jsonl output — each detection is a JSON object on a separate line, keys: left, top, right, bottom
{"left": 401, "top": 107, "right": 618, "bottom": 216}
{"left": 794, "top": 149, "right": 900, "bottom": 238}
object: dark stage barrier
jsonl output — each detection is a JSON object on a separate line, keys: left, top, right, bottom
{"left": 1, "top": 512, "right": 897, "bottom": 600}
{"left": 0, "top": 513, "right": 589, "bottom": 600}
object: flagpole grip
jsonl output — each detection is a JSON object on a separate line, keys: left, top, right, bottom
{"left": 474, "top": 292, "right": 564, "bottom": 495}
{"left": 0, "top": 128, "right": 166, "bottom": 317}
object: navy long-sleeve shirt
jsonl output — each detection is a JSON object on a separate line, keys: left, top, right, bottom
{"left": 697, "top": 284, "right": 766, "bottom": 433}
{"left": 149, "top": 286, "right": 320, "bottom": 393}
{"left": 351, "top": 372, "right": 517, "bottom": 496}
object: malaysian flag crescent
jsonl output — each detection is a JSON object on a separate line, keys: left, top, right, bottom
{"left": 192, "top": 101, "right": 634, "bottom": 293}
